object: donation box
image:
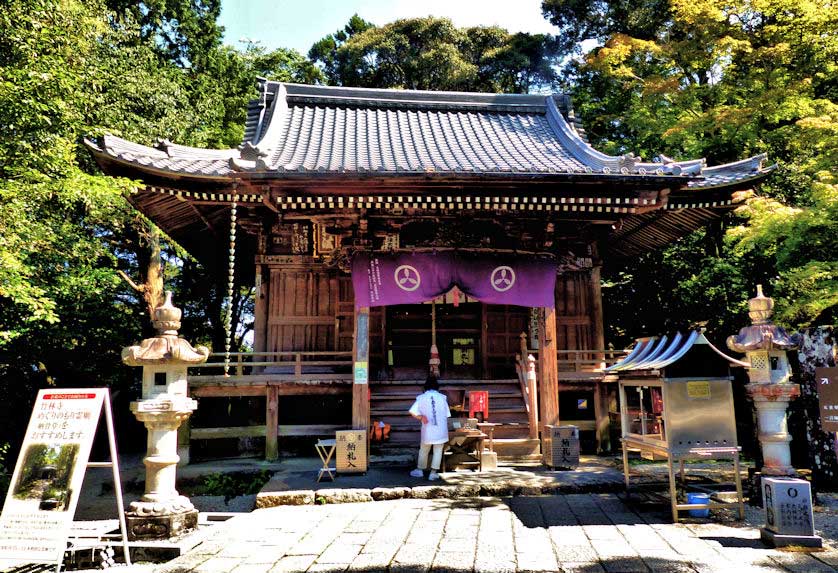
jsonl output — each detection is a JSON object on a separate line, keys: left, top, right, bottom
{"left": 336, "top": 430, "right": 367, "bottom": 474}
{"left": 544, "top": 425, "right": 580, "bottom": 470}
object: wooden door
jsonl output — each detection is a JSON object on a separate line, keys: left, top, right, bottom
{"left": 483, "top": 304, "right": 529, "bottom": 378}
{"left": 555, "top": 272, "right": 593, "bottom": 353}
{"left": 267, "top": 267, "right": 342, "bottom": 353}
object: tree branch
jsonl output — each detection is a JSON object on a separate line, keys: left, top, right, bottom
{"left": 117, "top": 270, "right": 145, "bottom": 293}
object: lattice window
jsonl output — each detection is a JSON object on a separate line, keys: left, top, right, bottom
{"left": 750, "top": 353, "right": 769, "bottom": 370}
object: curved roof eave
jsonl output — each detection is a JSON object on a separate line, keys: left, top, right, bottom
{"left": 85, "top": 83, "right": 776, "bottom": 193}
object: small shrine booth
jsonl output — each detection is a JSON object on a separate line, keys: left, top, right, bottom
{"left": 87, "top": 81, "right": 773, "bottom": 461}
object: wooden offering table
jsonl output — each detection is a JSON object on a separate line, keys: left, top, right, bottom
{"left": 442, "top": 428, "right": 486, "bottom": 472}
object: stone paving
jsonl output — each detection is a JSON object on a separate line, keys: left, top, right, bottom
{"left": 256, "top": 457, "right": 640, "bottom": 508}
{"left": 154, "top": 494, "right": 838, "bottom": 573}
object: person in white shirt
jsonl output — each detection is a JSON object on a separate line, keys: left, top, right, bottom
{"left": 408, "top": 376, "right": 450, "bottom": 480}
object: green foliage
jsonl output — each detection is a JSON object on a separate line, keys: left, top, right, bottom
{"left": 310, "top": 16, "right": 560, "bottom": 93}
{"left": 0, "top": 0, "right": 138, "bottom": 347}
{"left": 0, "top": 442, "right": 11, "bottom": 503}
{"left": 0, "top": 0, "right": 317, "bottom": 462}
{"left": 104, "top": 0, "right": 223, "bottom": 71}
{"left": 556, "top": 0, "right": 838, "bottom": 336}
{"left": 728, "top": 173, "right": 838, "bottom": 326}
{"left": 195, "top": 470, "right": 273, "bottom": 502}
{"left": 542, "top": 0, "right": 672, "bottom": 51}
{"left": 308, "top": 14, "right": 375, "bottom": 84}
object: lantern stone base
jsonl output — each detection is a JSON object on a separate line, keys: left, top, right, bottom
{"left": 126, "top": 508, "right": 199, "bottom": 541}
{"left": 760, "top": 528, "right": 822, "bottom": 549}
{"left": 748, "top": 383, "right": 800, "bottom": 477}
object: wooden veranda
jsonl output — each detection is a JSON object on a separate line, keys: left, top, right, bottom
{"left": 185, "top": 342, "right": 626, "bottom": 461}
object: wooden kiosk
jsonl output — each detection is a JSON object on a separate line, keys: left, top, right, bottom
{"left": 607, "top": 331, "right": 746, "bottom": 521}
{"left": 86, "top": 82, "right": 773, "bottom": 462}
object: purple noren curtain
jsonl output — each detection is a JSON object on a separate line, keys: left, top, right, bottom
{"left": 351, "top": 252, "right": 556, "bottom": 308}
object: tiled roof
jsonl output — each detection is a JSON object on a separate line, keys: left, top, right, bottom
{"left": 86, "top": 81, "right": 774, "bottom": 190}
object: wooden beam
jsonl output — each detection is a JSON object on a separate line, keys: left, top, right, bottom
{"left": 189, "top": 385, "right": 267, "bottom": 398}
{"left": 352, "top": 306, "right": 371, "bottom": 430}
{"left": 266, "top": 386, "right": 279, "bottom": 461}
{"left": 538, "top": 306, "right": 560, "bottom": 431}
{"left": 188, "top": 380, "right": 352, "bottom": 397}
{"left": 189, "top": 373, "right": 351, "bottom": 385}
{"left": 191, "top": 426, "right": 267, "bottom": 439}
{"left": 278, "top": 424, "right": 352, "bottom": 436}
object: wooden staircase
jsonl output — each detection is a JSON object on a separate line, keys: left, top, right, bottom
{"left": 369, "top": 379, "right": 541, "bottom": 462}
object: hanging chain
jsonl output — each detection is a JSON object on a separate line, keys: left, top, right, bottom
{"left": 224, "top": 199, "right": 237, "bottom": 376}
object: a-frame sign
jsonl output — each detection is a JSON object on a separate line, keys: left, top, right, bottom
{"left": 0, "top": 388, "right": 131, "bottom": 571}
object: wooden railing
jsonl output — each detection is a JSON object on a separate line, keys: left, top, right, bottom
{"left": 188, "top": 351, "right": 353, "bottom": 383}
{"left": 516, "top": 334, "right": 627, "bottom": 375}
{"left": 186, "top": 351, "right": 354, "bottom": 461}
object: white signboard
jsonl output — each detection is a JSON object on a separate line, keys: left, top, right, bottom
{"left": 0, "top": 389, "right": 106, "bottom": 564}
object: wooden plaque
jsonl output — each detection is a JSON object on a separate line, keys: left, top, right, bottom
{"left": 336, "top": 430, "right": 367, "bottom": 474}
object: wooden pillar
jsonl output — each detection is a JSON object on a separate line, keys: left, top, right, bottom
{"left": 253, "top": 264, "right": 268, "bottom": 357}
{"left": 593, "top": 382, "right": 611, "bottom": 454}
{"left": 480, "top": 303, "right": 489, "bottom": 379}
{"left": 352, "top": 306, "right": 370, "bottom": 430}
{"left": 265, "top": 386, "right": 278, "bottom": 461}
{"left": 538, "top": 306, "right": 559, "bottom": 432}
{"left": 590, "top": 264, "right": 611, "bottom": 454}
{"left": 590, "top": 265, "right": 605, "bottom": 363}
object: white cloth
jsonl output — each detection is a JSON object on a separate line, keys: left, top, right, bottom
{"left": 408, "top": 390, "right": 450, "bottom": 444}
{"left": 417, "top": 442, "right": 445, "bottom": 470}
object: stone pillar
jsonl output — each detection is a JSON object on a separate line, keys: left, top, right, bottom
{"left": 727, "top": 285, "right": 800, "bottom": 476}
{"left": 122, "top": 292, "right": 209, "bottom": 540}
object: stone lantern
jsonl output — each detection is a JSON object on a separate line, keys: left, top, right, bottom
{"left": 727, "top": 285, "right": 800, "bottom": 476}
{"left": 122, "top": 291, "right": 209, "bottom": 540}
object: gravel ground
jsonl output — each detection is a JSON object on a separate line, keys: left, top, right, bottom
{"left": 730, "top": 491, "right": 838, "bottom": 544}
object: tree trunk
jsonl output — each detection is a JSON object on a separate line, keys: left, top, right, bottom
{"left": 141, "top": 225, "right": 164, "bottom": 317}
{"left": 795, "top": 326, "right": 838, "bottom": 491}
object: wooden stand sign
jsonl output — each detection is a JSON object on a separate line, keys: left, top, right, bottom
{"left": 0, "top": 388, "right": 130, "bottom": 570}
{"left": 816, "top": 367, "right": 838, "bottom": 432}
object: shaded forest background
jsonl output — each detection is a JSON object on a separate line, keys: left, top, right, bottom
{"left": 0, "top": 0, "right": 836, "bottom": 474}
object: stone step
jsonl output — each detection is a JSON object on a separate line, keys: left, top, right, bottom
{"left": 492, "top": 438, "right": 542, "bottom": 458}
{"left": 371, "top": 438, "right": 542, "bottom": 465}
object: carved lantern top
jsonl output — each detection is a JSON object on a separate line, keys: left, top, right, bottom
{"left": 726, "top": 285, "right": 799, "bottom": 353}
{"left": 747, "top": 284, "right": 773, "bottom": 325}
{"left": 153, "top": 290, "right": 182, "bottom": 334}
{"left": 122, "top": 291, "right": 209, "bottom": 366}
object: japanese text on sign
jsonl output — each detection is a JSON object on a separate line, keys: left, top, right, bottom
{"left": 0, "top": 389, "right": 106, "bottom": 564}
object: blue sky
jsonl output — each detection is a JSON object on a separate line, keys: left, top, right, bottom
{"left": 219, "top": 0, "right": 556, "bottom": 55}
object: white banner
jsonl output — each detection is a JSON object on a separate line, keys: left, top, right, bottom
{"left": 0, "top": 389, "right": 106, "bottom": 564}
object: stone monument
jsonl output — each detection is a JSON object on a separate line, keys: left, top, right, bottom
{"left": 122, "top": 291, "right": 209, "bottom": 540}
{"left": 761, "top": 477, "right": 822, "bottom": 547}
{"left": 727, "top": 285, "right": 800, "bottom": 476}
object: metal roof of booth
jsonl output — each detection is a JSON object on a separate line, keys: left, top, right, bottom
{"left": 607, "top": 331, "right": 748, "bottom": 373}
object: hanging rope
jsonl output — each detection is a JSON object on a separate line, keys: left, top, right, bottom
{"left": 224, "top": 199, "right": 237, "bottom": 376}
